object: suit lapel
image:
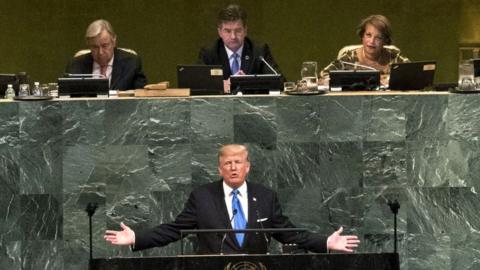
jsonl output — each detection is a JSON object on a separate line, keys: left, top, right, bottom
{"left": 110, "top": 49, "right": 122, "bottom": 90}
{"left": 212, "top": 180, "right": 240, "bottom": 249}
{"left": 241, "top": 39, "right": 254, "bottom": 74}
{"left": 219, "top": 47, "right": 231, "bottom": 77}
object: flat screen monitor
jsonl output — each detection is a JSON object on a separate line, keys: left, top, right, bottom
{"left": 388, "top": 61, "right": 436, "bottom": 90}
{"left": 0, "top": 73, "right": 19, "bottom": 96}
{"left": 230, "top": 74, "right": 283, "bottom": 94}
{"left": 58, "top": 76, "right": 109, "bottom": 97}
{"left": 177, "top": 65, "right": 224, "bottom": 95}
{"left": 329, "top": 70, "right": 380, "bottom": 91}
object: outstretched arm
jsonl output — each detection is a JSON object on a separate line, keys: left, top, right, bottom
{"left": 104, "top": 222, "right": 135, "bottom": 246}
{"left": 326, "top": 226, "right": 360, "bottom": 252}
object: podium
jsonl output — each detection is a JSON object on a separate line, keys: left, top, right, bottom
{"left": 91, "top": 253, "right": 399, "bottom": 270}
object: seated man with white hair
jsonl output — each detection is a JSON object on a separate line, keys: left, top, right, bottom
{"left": 65, "top": 19, "right": 147, "bottom": 90}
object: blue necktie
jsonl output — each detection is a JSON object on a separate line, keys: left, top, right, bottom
{"left": 232, "top": 189, "right": 247, "bottom": 246}
{"left": 231, "top": 53, "right": 239, "bottom": 75}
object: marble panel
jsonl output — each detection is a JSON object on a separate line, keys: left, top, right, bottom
{"left": 447, "top": 94, "right": 480, "bottom": 142}
{"left": 0, "top": 146, "right": 20, "bottom": 196}
{"left": 362, "top": 141, "right": 407, "bottom": 187}
{"left": 20, "top": 194, "right": 62, "bottom": 240}
{"left": 0, "top": 102, "right": 19, "bottom": 147}
{"left": 62, "top": 100, "right": 106, "bottom": 146}
{"left": 277, "top": 95, "right": 363, "bottom": 143}
{"left": 104, "top": 99, "right": 150, "bottom": 145}
{"left": 190, "top": 98, "right": 234, "bottom": 144}
{"left": 21, "top": 240, "right": 63, "bottom": 270}
{"left": 0, "top": 194, "right": 22, "bottom": 241}
{"left": 233, "top": 97, "right": 277, "bottom": 150}
{"left": 0, "top": 241, "right": 21, "bottom": 269}
{"left": 148, "top": 98, "right": 191, "bottom": 145}
{"left": 363, "top": 95, "right": 407, "bottom": 142}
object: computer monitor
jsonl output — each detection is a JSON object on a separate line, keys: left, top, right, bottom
{"left": 177, "top": 65, "right": 224, "bottom": 95}
{"left": 388, "top": 61, "right": 436, "bottom": 90}
{"left": 230, "top": 74, "right": 283, "bottom": 94}
{"left": 329, "top": 70, "right": 380, "bottom": 91}
{"left": 58, "top": 75, "right": 109, "bottom": 97}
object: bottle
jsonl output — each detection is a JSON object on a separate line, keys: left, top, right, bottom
{"left": 32, "top": 82, "right": 42, "bottom": 96}
{"left": 4, "top": 84, "right": 15, "bottom": 99}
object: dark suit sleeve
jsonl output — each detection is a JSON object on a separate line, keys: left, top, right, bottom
{"left": 252, "top": 43, "right": 286, "bottom": 82}
{"left": 64, "top": 55, "right": 90, "bottom": 75}
{"left": 269, "top": 191, "right": 327, "bottom": 253}
{"left": 258, "top": 44, "right": 281, "bottom": 75}
{"left": 132, "top": 192, "right": 198, "bottom": 251}
{"left": 131, "top": 56, "right": 147, "bottom": 89}
{"left": 197, "top": 47, "right": 209, "bottom": 65}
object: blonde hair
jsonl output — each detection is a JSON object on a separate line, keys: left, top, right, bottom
{"left": 218, "top": 144, "right": 249, "bottom": 162}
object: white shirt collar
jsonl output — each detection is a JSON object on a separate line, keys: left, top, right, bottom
{"left": 223, "top": 180, "right": 247, "bottom": 197}
{"left": 93, "top": 54, "right": 114, "bottom": 71}
{"left": 224, "top": 45, "right": 244, "bottom": 60}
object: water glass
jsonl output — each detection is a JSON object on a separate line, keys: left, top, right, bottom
{"left": 300, "top": 61, "right": 318, "bottom": 91}
{"left": 459, "top": 61, "right": 475, "bottom": 91}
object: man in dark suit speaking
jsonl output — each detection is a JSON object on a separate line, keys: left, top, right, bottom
{"left": 198, "top": 4, "right": 283, "bottom": 93}
{"left": 104, "top": 144, "right": 360, "bottom": 254}
{"left": 65, "top": 19, "right": 147, "bottom": 90}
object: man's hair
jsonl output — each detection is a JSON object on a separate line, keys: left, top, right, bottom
{"left": 217, "top": 4, "right": 247, "bottom": 28}
{"left": 356, "top": 14, "right": 392, "bottom": 45}
{"left": 85, "top": 19, "right": 116, "bottom": 42}
{"left": 218, "top": 144, "right": 249, "bottom": 162}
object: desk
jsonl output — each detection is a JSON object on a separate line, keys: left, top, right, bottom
{"left": 0, "top": 92, "right": 478, "bottom": 269}
{"left": 91, "top": 253, "right": 399, "bottom": 270}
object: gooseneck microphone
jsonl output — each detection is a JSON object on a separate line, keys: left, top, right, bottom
{"left": 338, "top": 60, "right": 377, "bottom": 71}
{"left": 259, "top": 56, "right": 279, "bottom": 75}
{"left": 85, "top": 202, "right": 98, "bottom": 261}
{"left": 220, "top": 209, "right": 237, "bottom": 254}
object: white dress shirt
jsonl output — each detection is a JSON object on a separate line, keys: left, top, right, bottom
{"left": 93, "top": 55, "right": 114, "bottom": 86}
{"left": 223, "top": 181, "right": 249, "bottom": 228}
{"left": 224, "top": 46, "right": 244, "bottom": 74}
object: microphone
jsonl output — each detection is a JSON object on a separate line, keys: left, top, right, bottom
{"left": 85, "top": 202, "right": 98, "bottom": 261}
{"left": 220, "top": 209, "right": 237, "bottom": 254}
{"left": 259, "top": 56, "right": 279, "bottom": 75}
{"left": 338, "top": 60, "right": 377, "bottom": 71}
{"left": 253, "top": 197, "right": 270, "bottom": 253}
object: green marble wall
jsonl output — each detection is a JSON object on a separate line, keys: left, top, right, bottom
{"left": 1, "top": 93, "right": 479, "bottom": 269}
{"left": 0, "top": 0, "right": 470, "bottom": 86}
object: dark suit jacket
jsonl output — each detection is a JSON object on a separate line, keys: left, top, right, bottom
{"left": 133, "top": 180, "right": 327, "bottom": 254}
{"left": 198, "top": 37, "right": 284, "bottom": 81}
{"left": 65, "top": 48, "right": 147, "bottom": 90}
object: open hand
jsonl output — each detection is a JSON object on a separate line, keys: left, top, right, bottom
{"left": 104, "top": 222, "right": 136, "bottom": 246}
{"left": 326, "top": 226, "right": 360, "bottom": 252}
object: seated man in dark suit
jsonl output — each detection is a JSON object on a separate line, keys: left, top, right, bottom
{"left": 65, "top": 19, "right": 147, "bottom": 90}
{"left": 198, "top": 4, "right": 283, "bottom": 93}
{"left": 105, "top": 144, "right": 360, "bottom": 254}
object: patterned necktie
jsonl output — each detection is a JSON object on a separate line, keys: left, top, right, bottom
{"left": 100, "top": 65, "right": 108, "bottom": 77}
{"left": 231, "top": 53, "right": 239, "bottom": 75}
{"left": 231, "top": 189, "right": 247, "bottom": 246}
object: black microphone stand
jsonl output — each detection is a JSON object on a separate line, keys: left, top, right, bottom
{"left": 86, "top": 202, "right": 98, "bottom": 262}
{"left": 387, "top": 200, "right": 400, "bottom": 254}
